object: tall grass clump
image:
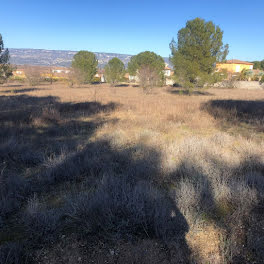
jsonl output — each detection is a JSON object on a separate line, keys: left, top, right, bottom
{"left": 0, "top": 242, "right": 26, "bottom": 264}
{"left": 0, "top": 171, "right": 28, "bottom": 221}
{"left": 23, "top": 195, "right": 62, "bottom": 243}
{"left": 167, "top": 134, "right": 264, "bottom": 261}
{"left": 64, "top": 175, "right": 188, "bottom": 242}
{"left": 0, "top": 138, "right": 43, "bottom": 168}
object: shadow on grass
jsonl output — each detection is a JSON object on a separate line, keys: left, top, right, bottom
{"left": 167, "top": 87, "right": 214, "bottom": 96}
{"left": 1, "top": 84, "right": 24, "bottom": 88}
{"left": 0, "top": 95, "right": 119, "bottom": 123}
{"left": 0, "top": 93, "right": 191, "bottom": 263}
{"left": 0, "top": 88, "right": 45, "bottom": 94}
{"left": 59, "top": 101, "right": 118, "bottom": 115}
{"left": 202, "top": 100, "right": 264, "bottom": 132}
{"left": 26, "top": 141, "right": 191, "bottom": 263}
{"left": 115, "top": 84, "right": 130, "bottom": 87}
{"left": 0, "top": 94, "right": 120, "bottom": 161}
{"left": 171, "top": 152, "right": 264, "bottom": 263}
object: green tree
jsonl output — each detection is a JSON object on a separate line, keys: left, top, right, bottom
{"left": 170, "top": 18, "right": 229, "bottom": 89}
{"left": 127, "top": 51, "right": 165, "bottom": 91}
{"left": 252, "top": 60, "right": 264, "bottom": 70}
{"left": 0, "top": 34, "right": 13, "bottom": 84}
{"left": 71, "top": 51, "right": 98, "bottom": 84}
{"left": 260, "top": 75, "right": 264, "bottom": 84}
{"left": 261, "top": 60, "right": 264, "bottom": 70}
{"left": 104, "top": 57, "right": 125, "bottom": 85}
{"left": 253, "top": 61, "right": 261, "bottom": 70}
{"left": 238, "top": 68, "right": 252, "bottom": 81}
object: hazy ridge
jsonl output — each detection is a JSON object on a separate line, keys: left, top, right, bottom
{"left": 9, "top": 48, "right": 171, "bottom": 68}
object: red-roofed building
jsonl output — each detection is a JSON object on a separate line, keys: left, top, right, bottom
{"left": 216, "top": 59, "right": 253, "bottom": 73}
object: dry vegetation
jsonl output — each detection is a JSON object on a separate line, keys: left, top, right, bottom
{"left": 0, "top": 82, "right": 264, "bottom": 263}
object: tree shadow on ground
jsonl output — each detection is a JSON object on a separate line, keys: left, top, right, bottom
{"left": 0, "top": 95, "right": 119, "bottom": 122}
{"left": 1, "top": 84, "right": 24, "bottom": 88}
{"left": 59, "top": 101, "right": 118, "bottom": 116}
{"left": 114, "top": 84, "right": 129, "bottom": 87}
{"left": 0, "top": 88, "right": 45, "bottom": 94}
{"left": 171, "top": 152, "right": 264, "bottom": 263}
{"left": 0, "top": 147, "right": 191, "bottom": 263}
{"left": 0, "top": 94, "right": 120, "bottom": 166}
{"left": 202, "top": 100, "right": 264, "bottom": 132}
{"left": 0, "top": 94, "right": 191, "bottom": 264}
{"left": 167, "top": 87, "right": 214, "bottom": 96}
{"left": 25, "top": 140, "right": 191, "bottom": 263}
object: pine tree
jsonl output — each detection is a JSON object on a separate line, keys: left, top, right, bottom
{"left": 71, "top": 51, "right": 98, "bottom": 84}
{"left": 170, "top": 18, "right": 229, "bottom": 89}
{"left": 0, "top": 34, "right": 13, "bottom": 84}
{"left": 128, "top": 51, "right": 165, "bottom": 91}
{"left": 104, "top": 57, "right": 125, "bottom": 85}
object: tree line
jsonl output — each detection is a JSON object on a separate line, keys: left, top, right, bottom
{"left": 70, "top": 18, "right": 230, "bottom": 90}
{"left": 1, "top": 17, "right": 261, "bottom": 89}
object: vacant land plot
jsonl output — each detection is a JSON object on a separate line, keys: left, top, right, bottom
{"left": 0, "top": 83, "right": 264, "bottom": 263}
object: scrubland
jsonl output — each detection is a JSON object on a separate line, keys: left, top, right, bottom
{"left": 0, "top": 83, "right": 264, "bottom": 263}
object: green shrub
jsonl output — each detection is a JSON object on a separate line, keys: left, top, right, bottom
{"left": 43, "top": 77, "right": 58, "bottom": 83}
{"left": 10, "top": 75, "right": 26, "bottom": 83}
{"left": 260, "top": 75, "right": 264, "bottom": 84}
{"left": 252, "top": 75, "right": 260, "bottom": 81}
{"left": 92, "top": 76, "right": 101, "bottom": 83}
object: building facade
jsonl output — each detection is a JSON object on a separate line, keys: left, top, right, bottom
{"left": 216, "top": 59, "right": 253, "bottom": 73}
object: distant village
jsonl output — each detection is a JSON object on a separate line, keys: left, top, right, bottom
{"left": 12, "top": 59, "right": 263, "bottom": 86}
{"left": 12, "top": 63, "right": 175, "bottom": 85}
{"left": 13, "top": 59, "right": 264, "bottom": 85}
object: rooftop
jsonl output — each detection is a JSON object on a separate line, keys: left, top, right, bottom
{"left": 224, "top": 59, "right": 254, "bottom": 65}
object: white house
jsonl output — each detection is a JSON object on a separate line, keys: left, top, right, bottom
{"left": 163, "top": 64, "right": 173, "bottom": 77}
{"left": 163, "top": 64, "right": 175, "bottom": 85}
{"left": 128, "top": 75, "right": 139, "bottom": 82}
{"left": 52, "top": 69, "right": 70, "bottom": 74}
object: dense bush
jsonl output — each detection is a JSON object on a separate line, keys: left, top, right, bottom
{"left": 260, "top": 74, "right": 264, "bottom": 84}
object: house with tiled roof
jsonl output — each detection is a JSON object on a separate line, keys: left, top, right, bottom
{"left": 164, "top": 64, "right": 174, "bottom": 77}
{"left": 216, "top": 59, "right": 253, "bottom": 73}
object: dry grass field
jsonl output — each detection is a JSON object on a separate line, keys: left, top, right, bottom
{"left": 0, "top": 82, "right": 264, "bottom": 263}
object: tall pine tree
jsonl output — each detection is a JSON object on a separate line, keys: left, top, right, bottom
{"left": 170, "top": 18, "right": 229, "bottom": 88}
{"left": 104, "top": 57, "right": 125, "bottom": 85}
{"left": 0, "top": 34, "right": 13, "bottom": 84}
{"left": 71, "top": 51, "right": 98, "bottom": 84}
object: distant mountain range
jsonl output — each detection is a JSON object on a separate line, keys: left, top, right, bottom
{"left": 9, "top": 48, "right": 171, "bottom": 68}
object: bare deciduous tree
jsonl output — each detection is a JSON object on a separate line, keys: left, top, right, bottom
{"left": 68, "top": 68, "right": 84, "bottom": 87}
{"left": 138, "top": 65, "right": 161, "bottom": 93}
{"left": 49, "top": 68, "right": 55, "bottom": 85}
{"left": 24, "top": 66, "right": 42, "bottom": 86}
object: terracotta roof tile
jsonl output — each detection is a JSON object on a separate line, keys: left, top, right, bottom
{"left": 225, "top": 59, "right": 253, "bottom": 65}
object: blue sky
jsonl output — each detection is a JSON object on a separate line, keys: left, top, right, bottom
{"left": 1, "top": 0, "right": 263, "bottom": 61}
